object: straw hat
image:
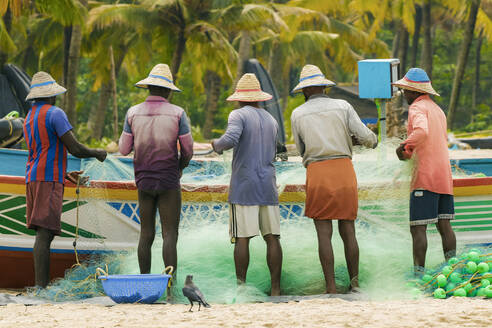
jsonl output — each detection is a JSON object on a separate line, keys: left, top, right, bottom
{"left": 291, "top": 64, "right": 336, "bottom": 93}
{"left": 392, "top": 68, "right": 439, "bottom": 96}
{"left": 25, "top": 72, "right": 67, "bottom": 101}
{"left": 227, "top": 73, "right": 272, "bottom": 102}
{"left": 135, "top": 64, "right": 181, "bottom": 92}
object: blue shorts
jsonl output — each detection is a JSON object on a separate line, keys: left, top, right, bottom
{"left": 409, "top": 190, "right": 455, "bottom": 226}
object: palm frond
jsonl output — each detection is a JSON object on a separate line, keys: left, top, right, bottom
{"left": 87, "top": 4, "right": 150, "bottom": 30}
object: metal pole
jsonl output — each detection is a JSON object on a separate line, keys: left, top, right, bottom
{"left": 380, "top": 99, "right": 387, "bottom": 143}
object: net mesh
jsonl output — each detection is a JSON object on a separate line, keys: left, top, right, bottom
{"left": 28, "top": 139, "right": 490, "bottom": 303}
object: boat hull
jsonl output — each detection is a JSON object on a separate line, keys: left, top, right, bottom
{"left": 1, "top": 148, "right": 491, "bottom": 288}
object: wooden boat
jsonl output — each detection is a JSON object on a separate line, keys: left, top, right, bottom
{"left": 1, "top": 148, "right": 491, "bottom": 288}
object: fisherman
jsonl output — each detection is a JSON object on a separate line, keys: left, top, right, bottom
{"left": 24, "top": 72, "right": 107, "bottom": 288}
{"left": 212, "top": 73, "right": 283, "bottom": 296}
{"left": 290, "top": 65, "right": 377, "bottom": 293}
{"left": 393, "top": 68, "right": 456, "bottom": 271}
{"left": 119, "top": 64, "right": 193, "bottom": 276}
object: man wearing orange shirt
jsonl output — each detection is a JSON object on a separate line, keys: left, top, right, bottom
{"left": 394, "top": 68, "right": 456, "bottom": 271}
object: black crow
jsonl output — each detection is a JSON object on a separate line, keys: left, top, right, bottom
{"left": 182, "top": 275, "right": 210, "bottom": 312}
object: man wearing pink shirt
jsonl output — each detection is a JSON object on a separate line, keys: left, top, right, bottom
{"left": 119, "top": 64, "right": 193, "bottom": 275}
{"left": 393, "top": 68, "right": 456, "bottom": 271}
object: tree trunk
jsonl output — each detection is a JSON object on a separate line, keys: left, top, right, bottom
{"left": 64, "top": 21, "right": 83, "bottom": 126}
{"left": 0, "top": 7, "right": 12, "bottom": 67}
{"left": 391, "top": 21, "right": 401, "bottom": 58}
{"left": 410, "top": 4, "right": 422, "bottom": 68}
{"left": 62, "top": 26, "right": 72, "bottom": 86}
{"left": 472, "top": 29, "right": 483, "bottom": 116}
{"left": 88, "top": 45, "right": 127, "bottom": 139}
{"left": 89, "top": 82, "right": 111, "bottom": 140}
{"left": 235, "top": 30, "right": 251, "bottom": 87}
{"left": 447, "top": 0, "right": 481, "bottom": 129}
{"left": 109, "top": 46, "right": 118, "bottom": 141}
{"left": 397, "top": 26, "right": 409, "bottom": 77}
{"left": 421, "top": 0, "right": 432, "bottom": 78}
{"left": 280, "top": 76, "right": 290, "bottom": 113}
{"left": 202, "top": 70, "right": 221, "bottom": 139}
{"left": 170, "top": 28, "right": 186, "bottom": 81}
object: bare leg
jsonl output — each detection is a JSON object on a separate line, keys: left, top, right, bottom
{"left": 263, "top": 234, "right": 282, "bottom": 296}
{"left": 33, "top": 227, "right": 55, "bottom": 288}
{"left": 188, "top": 301, "right": 193, "bottom": 312}
{"left": 338, "top": 220, "right": 359, "bottom": 289}
{"left": 158, "top": 189, "right": 181, "bottom": 273}
{"left": 234, "top": 237, "right": 251, "bottom": 284}
{"left": 436, "top": 220, "right": 456, "bottom": 260}
{"left": 137, "top": 190, "right": 157, "bottom": 274}
{"left": 410, "top": 225, "right": 428, "bottom": 269}
{"left": 313, "top": 220, "right": 336, "bottom": 294}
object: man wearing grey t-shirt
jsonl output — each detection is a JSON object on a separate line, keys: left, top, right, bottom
{"left": 212, "top": 73, "right": 283, "bottom": 296}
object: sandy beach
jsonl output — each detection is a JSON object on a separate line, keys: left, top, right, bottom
{"left": 0, "top": 297, "right": 490, "bottom": 328}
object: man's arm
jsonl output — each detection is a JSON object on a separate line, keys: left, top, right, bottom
{"left": 178, "top": 111, "right": 194, "bottom": 170}
{"left": 60, "top": 131, "right": 107, "bottom": 162}
{"left": 51, "top": 107, "right": 107, "bottom": 161}
{"left": 291, "top": 116, "right": 305, "bottom": 157}
{"left": 212, "top": 111, "right": 243, "bottom": 154}
{"left": 403, "top": 109, "right": 428, "bottom": 152}
{"left": 347, "top": 104, "right": 378, "bottom": 149}
{"left": 119, "top": 113, "right": 133, "bottom": 156}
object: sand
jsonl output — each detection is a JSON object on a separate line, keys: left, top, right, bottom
{"left": 0, "top": 298, "right": 490, "bottom": 328}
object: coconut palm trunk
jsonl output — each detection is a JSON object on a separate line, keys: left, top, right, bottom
{"left": 472, "top": 28, "right": 483, "bottom": 116}
{"left": 171, "top": 28, "right": 186, "bottom": 80}
{"left": 421, "top": 0, "right": 432, "bottom": 78}
{"left": 87, "top": 45, "right": 127, "bottom": 139}
{"left": 447, "top": 0, "right": 481, "bottom": 129}
{"left": 397, "top": 26, "right": 409, "bottom": 76}
{"left": 62, "top": 26, "right": 72, "bottom": 86}
{"left": 110, "top": 46, "right": 118, "bottom": 141}
{"left": 89, "top": 82, "right": 111, "bottom": 140}
{"left": 0, "top": 7, "right": 12, "bottom": 68}
{"left": 235, "top": 30, "right": 251, "bottom": 86}
{"left": 64, "top": 22, "right": 82, "bottom": 126}
{"left": 202, "top": 70, "right": 221, "bottom": 139}
{"left": 410, "top": 4, "right": 422, "bottom": 68}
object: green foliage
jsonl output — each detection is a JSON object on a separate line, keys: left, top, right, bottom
{"left": 284, "top": 94, "right": 305, "bottom": 143}
{"left": 2, "top": 0, "right": 491, "bottom": 141}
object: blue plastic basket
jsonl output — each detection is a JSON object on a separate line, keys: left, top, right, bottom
{"left": 98, "top": 274, "right": 171, "bottom": 304}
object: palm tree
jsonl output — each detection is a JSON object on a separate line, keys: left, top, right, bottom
{"left": 0, "top": 0, "right": 25, "bottom": 67}
{"left": 88, "top": 0, "right": 238, "bottom": 139}
{"left": 447, "top": 0, "right": 482, "bottom": 128}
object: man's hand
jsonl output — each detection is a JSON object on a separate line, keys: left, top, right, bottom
{"left": 95, "top": 149, "right": 107, "bottom": 162}
{"left": 211, "top": 139, "right": 223, "bottom": 155}
{"left": 351, "top": 135, "right": 361, "bottom": 146}
{"left": 66, "top": 171, "right": 89, "bottom": 185}
{"left": 396, "top": 143, "right": 407, "bottom": 161}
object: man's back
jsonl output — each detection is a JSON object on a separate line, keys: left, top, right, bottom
{"left": 213, "top": 105, "right": 278, "bottom": 205}
{"left": 23, "top": 102, "right": 72, "bottom": 183}
{"left": 406, "top": 95, "right": 452, "bottom": 194}
{"left": 121, "top": 95, "right": 193, "bottom": 190}
{"left": 291, "top": 95, "right": 377, "bottom": 166}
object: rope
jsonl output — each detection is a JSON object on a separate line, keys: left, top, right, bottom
{"left": 73, "top": 176, "right": 81, "bottom": 266}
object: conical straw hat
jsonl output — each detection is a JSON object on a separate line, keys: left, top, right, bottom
{"left": 392, "top": 67, "right": 439, "bottom": 96}
{"left": 227, "top": 73, "right": 272, "bottom": 102}
{"left": 291, "top": 64, "right": 336, "bottom": 93}
{"left": 135, "top": 64, "right": 181, "bottom": 92}
{"left": 25, "top": 72, "right": 67, "bottom": 101}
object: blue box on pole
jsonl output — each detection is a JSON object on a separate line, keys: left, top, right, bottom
{"left": 358, "top": 59, "right": 400, "bottom": 99}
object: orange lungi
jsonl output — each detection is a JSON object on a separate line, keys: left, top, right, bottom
{"left": 305, "top": 158, "right": 358, "bottom": 220}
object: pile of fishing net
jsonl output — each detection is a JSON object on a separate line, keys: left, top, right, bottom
{"left": 412, "top": 248, "right": 492, "bottom": 299}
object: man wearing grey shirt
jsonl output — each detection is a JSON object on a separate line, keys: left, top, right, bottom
{"left": 291, "top": 65, "right": 377, "bottom": 293}
{"left": 212, "top": 73, "right": 283, "bottom": 296}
